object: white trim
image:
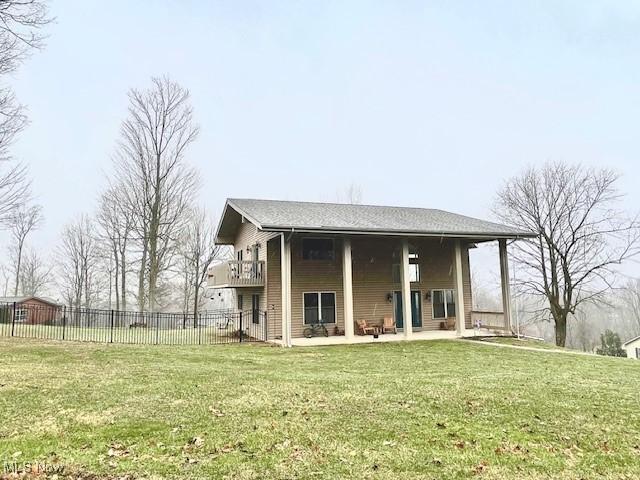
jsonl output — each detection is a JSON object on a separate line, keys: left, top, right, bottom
{"left": 14, "top": 307, "right": 27, "bottom": 323}
{"left": 302, "top": 291, "right": 337, "bottom": 325}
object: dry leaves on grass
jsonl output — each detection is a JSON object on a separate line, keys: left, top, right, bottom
{"left": 208, "top": 406, "right": 225, "bottom": 417}
{"left": 107, "top": 443, "right": 131, "bottom": 458}
{"left": 473, "top": 460, "right": 488, "bottom": 475}
{"left": 182, "top": 436, "right": 205, "bottom": 453}
{"left": 494, "top": 442, "right": 528, "bottom": 455}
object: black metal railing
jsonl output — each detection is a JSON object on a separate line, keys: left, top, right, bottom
{"left": 0, "top": 302, "right": 268, "bottom": 345}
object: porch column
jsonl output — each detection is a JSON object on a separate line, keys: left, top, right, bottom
{"left": 280, "top": 234, "right": 292, "bottom": 347}
{"left": 342, "top": 238, "right": 355, "bottom": 341}
{"left": 400, "top": 238, "right": 413, "bottom": 339}
{"left": 499, "top": 239, "right": 512, "bottom": 332}
{"left": 453, "top": 240, "right": 467, "bottom": 336}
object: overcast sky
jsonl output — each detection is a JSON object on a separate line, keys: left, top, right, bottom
{"left": 6, "top": 0, "right": 640, "bottom": 282}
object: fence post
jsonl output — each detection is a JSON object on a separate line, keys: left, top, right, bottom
{"left": 11, "top": 302, "right": 16, "bottom": 337}
{"left": 198, "top": 313, "right": 202, "bottom": 345}
{"left": 155, "top": 312, "right": 160, "bottom": 345}
{"left": 62, "top": 306, "right": 66, "bottom": 340}
{"left": 264, "top": 310, "right": 267, "bottom": 342}
{"left": 239, "top": 311, "right": 243, "bottom": 343}
{"left": 110, "top": 310, "right": 115, "bottom": 343}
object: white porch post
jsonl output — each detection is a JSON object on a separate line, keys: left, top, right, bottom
{"left": 280, "top": 234, "right": 292, "bottom": 347}
{"left": 342, "top": 238, "right": 355, "bottom": 341}
{"left": 400, "top": 238, "right": 413, "bottom": 339}
{"left": 453, "top": 240, "right": 467, "bottom": 336}
{"left": 499, "top": 239, "right": 513, "bottom": 333}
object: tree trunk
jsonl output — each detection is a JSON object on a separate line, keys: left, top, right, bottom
{"left": 13, "top": 243, "right": 23, "bottom": 296}
{"left": 113, "top": 247, "right": 120, "bottom": 311}
{"left": 138, "top": 236, "right": 147, "bottom": 312}
{"left": 554, "top": 313, "right": 568, "bottom": 347}
{"left": 192, "top": 258, "right": 200, "bottom": 327}
{"left": 120, "top": 248, "right": 127, "bottom": 311}
{"left": 147, "top": 154, "right": 162, "bottom": 313}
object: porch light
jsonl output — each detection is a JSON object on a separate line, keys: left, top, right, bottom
{"left": 386, "top": 293, "right": 393, "bottom": 303}
{"left": 425, "top": 291, "right": 431, "bottom": 302}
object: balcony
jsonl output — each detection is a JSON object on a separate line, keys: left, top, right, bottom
{"left": 208, "top": 260, "right": 265, "bottom": 288}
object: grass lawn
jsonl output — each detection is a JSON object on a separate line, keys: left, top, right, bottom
{"left": 1, "top": 339, "right": 639, "bottom": 479}
{"left": 468, "top": 336, "right": 566, "bottom": 351}
{"left": 1, "top": 324, "right": 241, "bottom": 345}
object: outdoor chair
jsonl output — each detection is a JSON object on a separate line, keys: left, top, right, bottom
{"left": 357, "top": 319, "right": 378, "bottom": 335}
{"left": 382, "top": 316, "right": 397, "bottom": 334}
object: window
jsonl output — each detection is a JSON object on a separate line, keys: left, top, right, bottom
{"left": 636, "top": 347, "right": 640, "bottom": 359}
{"left": 302, "top": 238, "right": 335, "bottom": 260}
{"left": 432, "top": 289, "right": 456, "bottom": 319}
{"left": 409, "top": 251, "right": 420, "bottom": 283}
{"left": 14, "top": 307, "right": 27, "bottom": 323}
{"left": 392, "top": 264, "right": 401, "bottom": 284}
{"left": 252, "top": 294, "right": 260, "bottom": 324}
{"left": 303, "top": 292, "right": 336, "bottom": 324}
{"left": 237, "top": 294, "right": 243, "bottom": 311}
{"left": 237, "top": 249, "right": 243, "bottom": 262}
{"left": 391, "top": 248, "right": 420, "bottom": 283}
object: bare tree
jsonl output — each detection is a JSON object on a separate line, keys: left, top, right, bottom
{"left": 0, "top": 262, "right": 10, "bottom": 295}
{"left": 19, "top": 247, "right": 50, "bottom": 296}
{"left": 0, "top": 1, "right": 50, "bottom": 223}
{"left": 57, "top": 215, "right": 100, "bottom": 309}
{"left": 494, "top": 162, "right": 640, "bottom": 346}
{"left": 337, "top": 182, "right": 363, "bottom": 204}
{"left": 178, "top": 208, "right": 222, "bottom": 321}
{"left": 622, "top": 278, "right": 640, "bottom": 334}
{"left": 96, "top": 184, "right": 133, "bottom": 311}
{"left": 7, "top": 203, "right": 42, "bottom": 295}
{"left": 0, "top": 105, "right": 28, "bottom": 223}
{"left": 113, "top": 76, "right": 199, "bottom": 312}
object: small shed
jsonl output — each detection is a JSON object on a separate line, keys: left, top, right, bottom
{"left": 0, "top": 296, "right": 62, "bottom": 325}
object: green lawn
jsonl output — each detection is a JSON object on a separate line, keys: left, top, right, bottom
{"left": 1, "top": 324, "right": 241, "bottom": 345}
{"left": 1, "top": 339, "right": 639, "bottom": 479}
{"left": 469, "top": 336, "right": 566, "bottom": 351}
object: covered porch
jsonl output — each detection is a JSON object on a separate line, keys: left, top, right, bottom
{"left": 277, "top": 233, "right": 515, "bottom": 347}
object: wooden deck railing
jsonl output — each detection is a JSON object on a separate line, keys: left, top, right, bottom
{"left": 208, "top": 260, "right": 265, "bottom": 288}
{"left": 470, "top": 310, "right": 510, "bottom": 332}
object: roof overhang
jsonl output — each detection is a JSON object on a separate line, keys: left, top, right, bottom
{"left": 623, "top": 335, "right": 640, "bottom": 347}
{"left": 259, "top": 225, "right": 536, "bottom": 242}
{"left": 215, "top": 200, "right": 264, "bottom": 244}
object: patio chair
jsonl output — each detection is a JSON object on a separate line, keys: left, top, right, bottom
{"left": 357, "top": 319, "right": 378, "bottom": 335}
{"left": 382, "top": 316, "right": 397, "bottom": 334}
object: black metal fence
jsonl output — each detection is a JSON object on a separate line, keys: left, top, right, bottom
{"left": 0, "top": 302, "right": 268, "bottom": 345}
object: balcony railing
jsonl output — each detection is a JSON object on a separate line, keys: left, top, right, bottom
{"left": 208, "top": 260, "right": 265, "bottom": 288}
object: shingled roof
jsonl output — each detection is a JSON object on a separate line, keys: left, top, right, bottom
{"left": 216, "top": 198, "right": 535, "bottom": 243}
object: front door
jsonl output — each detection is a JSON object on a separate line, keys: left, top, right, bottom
{"left": 393, "top": 291, "right": 422, "bottom": 329}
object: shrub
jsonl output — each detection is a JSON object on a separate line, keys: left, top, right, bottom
{"left": 596, "top": 329, "right": 627, "bottom": 357}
